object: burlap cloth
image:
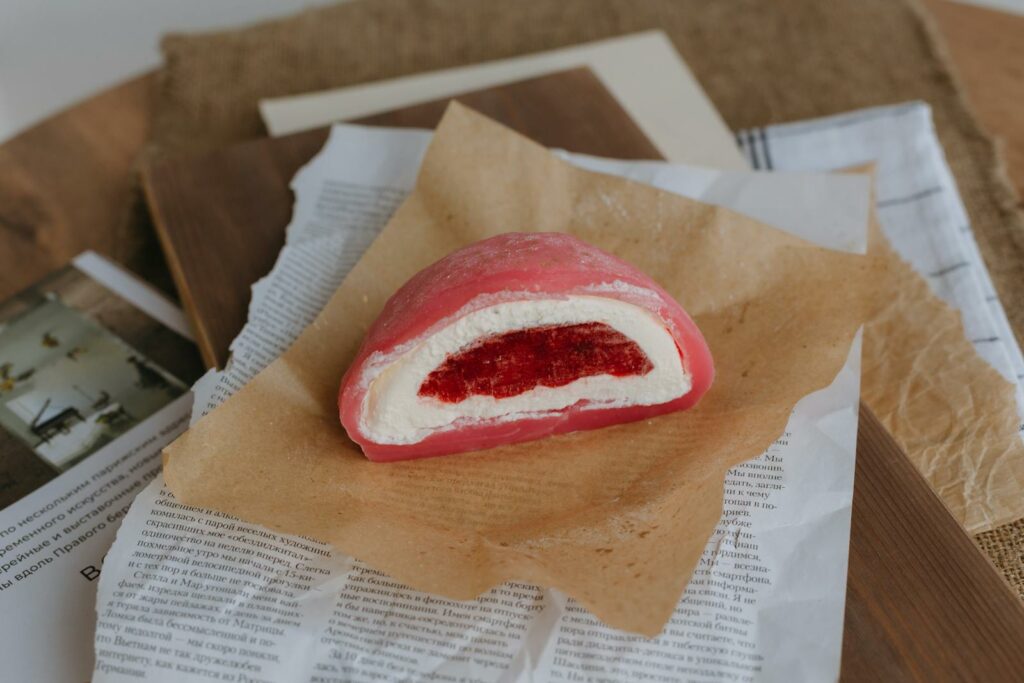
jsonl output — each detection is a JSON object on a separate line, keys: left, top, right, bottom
{"left": 149, "top": 0, "right": 1024, "bottom": 597}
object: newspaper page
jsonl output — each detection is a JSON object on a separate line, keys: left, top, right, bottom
{"left": 93, "top": 125, "right": 869, "bottom": 683}
{"left": 0, "top": 252, "right": 202, "bottom": 682}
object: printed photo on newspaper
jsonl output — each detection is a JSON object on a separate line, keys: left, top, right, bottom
{"left": 92, "top": 125, "right": 870, "bottom": 683}
{"left": 0, "top": 253, "right": 202, "bottom": 682}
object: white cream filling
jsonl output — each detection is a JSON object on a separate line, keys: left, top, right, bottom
{"left": 360, "top": 295, "right": 690, "bottom": 445}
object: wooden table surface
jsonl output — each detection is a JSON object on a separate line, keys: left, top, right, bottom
{"left": 139, "top": 67, "right": 1024, "bottom": 681}
{"left": 0, "top": 74, "right": 170, "bottom": 301}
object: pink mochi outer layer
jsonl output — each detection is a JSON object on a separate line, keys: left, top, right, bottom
{"left": 338, "top": 232, "right": 714, "bottom": 462}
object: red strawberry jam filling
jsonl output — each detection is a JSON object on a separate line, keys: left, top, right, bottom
{"left": 418, "top": 322, "right": 654, "bottom": 403}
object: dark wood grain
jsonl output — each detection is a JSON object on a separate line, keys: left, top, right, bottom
{"left": 143, "top": 68, "right": 660, "bottom": 368}
{"left": 355, "top": 70, "right": 662, "bottom": 160}
{"left": 843, "top": 405, "right": 1024, "bottom": 681}
{"left": 143, "top": 128, "right": 328, "bottom": 367}
{"left": 0, "top": 73, "right": 176, "bottom": 299}
{"left": 142, "top": 66, "right": 1024, "bottom": 680}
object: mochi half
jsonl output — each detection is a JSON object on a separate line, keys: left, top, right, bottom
{"left": 339, "top": 233, "right": 714, "bottom": 462}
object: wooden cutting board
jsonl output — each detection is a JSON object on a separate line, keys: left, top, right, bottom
{"left": 144, "top": 69, "right": 661, "bottom": 369}
{"left": 142, "top": 68, "right": 1024, "bottom": 680}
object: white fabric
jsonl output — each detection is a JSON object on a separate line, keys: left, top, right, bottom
{"left": 738, "top": 102, "right": 1024, "bottom": 428}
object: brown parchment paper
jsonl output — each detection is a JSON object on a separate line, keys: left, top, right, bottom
{"left": 163, "top": 104, "right": 878, "bottom": 636}
{"left": 864, "top": 218, "right": 1024, "bottom": 533}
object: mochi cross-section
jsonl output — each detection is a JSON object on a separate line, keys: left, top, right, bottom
{"left": 338, "top": 233, "right": 714, "bottom": 462}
